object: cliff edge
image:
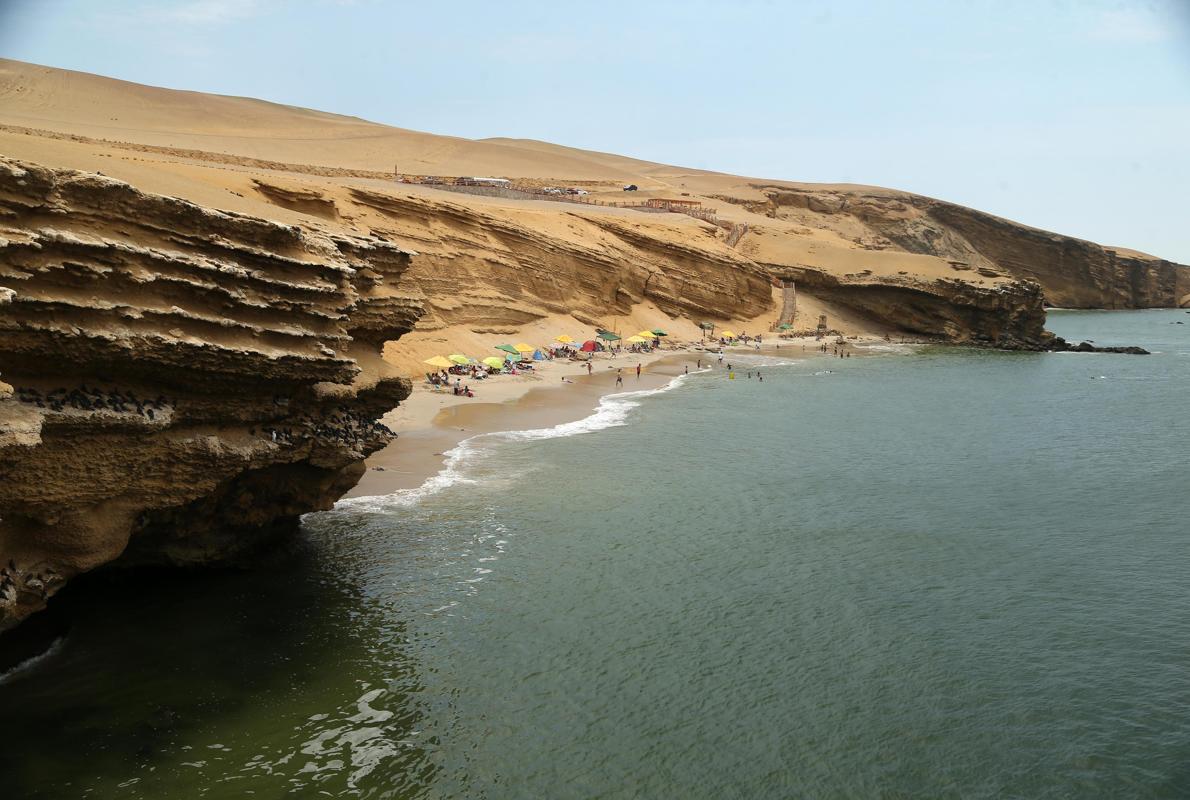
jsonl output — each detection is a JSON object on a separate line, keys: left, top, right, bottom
{"left": 0, "top": 157, "right": 424, "bottom": 629}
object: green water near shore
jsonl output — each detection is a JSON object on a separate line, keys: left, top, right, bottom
{"left": 2, "top": 309, "right": 1188, "bottom": 798}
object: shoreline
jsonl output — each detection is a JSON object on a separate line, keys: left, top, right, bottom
{"left": 346, "top": 336, "right": 876, "bottom": 501}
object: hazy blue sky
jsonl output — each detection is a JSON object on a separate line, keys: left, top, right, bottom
{"left": 3, "top": 0, "right": 1189, "bottom": 261}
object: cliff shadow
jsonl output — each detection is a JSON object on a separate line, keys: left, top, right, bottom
{"left": 0, "top": 514, "right": 436, "bottom": 798}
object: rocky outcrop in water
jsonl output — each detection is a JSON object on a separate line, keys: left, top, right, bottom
{"left": 0, "top": 157, "right": 423, "bottom": 629}
{"left": 1049, "top": 340, "right": 1149, "bottom": 355}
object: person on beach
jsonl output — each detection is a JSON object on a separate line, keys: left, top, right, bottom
{"left": 616, "top": 370, "right": 623, "bottom": 387}
{"left": 697, "top": 359, "right": 701, "bottom": 369}
{"left": 718, "top": 354, "right": 723, "bottom": 364}
{"left": 636, "top": 364, "right": 641, "bottom": 379}
{"left": 587, "top": 362, "right": 592, "bottom": 375}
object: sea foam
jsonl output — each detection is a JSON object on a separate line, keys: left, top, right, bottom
{"left": 338, "top": 369, "right": 705, "bottom": 510}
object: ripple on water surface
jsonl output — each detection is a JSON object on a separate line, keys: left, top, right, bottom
{"left": 1, "top": 310, "right": 1189, "bottom": 798}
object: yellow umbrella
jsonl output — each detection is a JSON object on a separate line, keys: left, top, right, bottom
{"left": 637, "top": 330, "right": 658, "bottom": 339}
{"left": 721, "top": 330, "right": 737, "bottom": 339}
{"left": 555, "top": 335, "right": 574, "bottom": 344}
{"left": 423, "top": 356, "right": 454, "bottom": 368}
{"left": 481, "top": 356, "right": 505, "bottom": 369}
{"left": 626, "top": 335, "right": 648, "bottom": 343}
{"left": 514, "top": 342, "right": 535, "bottom": 353}
{"left": 447, "top": 354, "right": 470, "bottom": 365}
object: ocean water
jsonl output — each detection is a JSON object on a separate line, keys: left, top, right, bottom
{"left": 2, "top": 309, "right": 1188, "bottom": 798}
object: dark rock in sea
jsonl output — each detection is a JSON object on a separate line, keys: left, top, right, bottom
{"left": 1048, "top": 336, "right": 1149, "bottom": 354}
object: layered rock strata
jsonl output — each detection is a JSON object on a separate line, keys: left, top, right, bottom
{"left": 728, "top": 186, "right": 1190, "bottom": 309}
{"left": 768, "top": 265, "right": 1052, "bottom": 350}
{"left": 345, "top": 188, "right": 776, "bottom": 333}
{"left": 0, "top": 157, "right": 423, "bottom": 629}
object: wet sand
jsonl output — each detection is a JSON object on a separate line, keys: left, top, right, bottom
{"left": 346, "top": 336, "right": 877, "bottom": 499}
{"left": 347, "top": 351, "right": 700, "bottom": 498}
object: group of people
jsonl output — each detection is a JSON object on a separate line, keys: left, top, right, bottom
{"left": 434, "top": 374, "right": 475, "bottom": 397}
{"left": 426, "top": 369, "right": 481, "bottom": 397}
{"left": 819, "top": 343, "right": 852, "bottom": 358}
{"left": 427, "top": 365, "right": 490, "bottom": 386}
{"left": 716, "top": 333, "right": 761, "bottom": 347}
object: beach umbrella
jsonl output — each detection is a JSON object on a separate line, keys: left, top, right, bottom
{"left": 626, "top": 335, "right": 647, "bottom": 343}
{"left": 580, "top": 340, "right": 598, "bottom": 352}
{"left": 637, "top": 330, "right": 658, "bottom": 339}
{"left": 651, "top": 329, "right": 668, "bottom": 336}
{"left": 778, "top": 323, "right": 794, "bottom": 330}
{"left": 447, "top": 354, "right": 470, "bottom": 365}
{"left": 423, "top": 355, "right": 454, "bottom": 368}
{"left": 505, "top": 352, "right": 523, "bottom": 362}
{"left": 596, "top": 331, "right": 621, "bottom": 341}
{"left": 721, "top": 330, "right": 737, "bottom": 339}
{"left": 514, "top": 342, "right": 535, "bottom": 353}
{"left": 481, "top": 356, "right": 505, "bottom": 369}
{"left": 495, "top": 344, "right": 519, "bottom": 354}
{"left": 555, "top": 334, "right": 574, "bottom": 343}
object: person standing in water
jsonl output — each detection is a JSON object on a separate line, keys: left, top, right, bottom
{"left": 616, "top": 370, "right": 623, "bottom": 387}
{"left": 636, "top": 363, "right": 641, "bottom": 379}
{"left": 586, "top": 362, "right": 593, "bottom": 375}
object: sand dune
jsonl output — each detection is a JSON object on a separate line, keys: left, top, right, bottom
{"left": 0, "top": 59, "right": 664, "bottom": 181}
{"left": 1, "top": 56, "right": 1185, "bottom": 375}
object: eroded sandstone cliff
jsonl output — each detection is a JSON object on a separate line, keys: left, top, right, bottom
{"left": 768, "top": 265, "right": 1051, "bottom": 350}
{"left": 0, "top": 157, "right": 423, "bottom": 628}
{"left": 343, "top": 187, "right": 775, "bottom": 335}
{"left": 729, "top": 186, "right": 1190, "bottom": 309}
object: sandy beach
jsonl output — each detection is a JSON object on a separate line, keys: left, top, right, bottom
{"left": 347, "top": 335, "right": 880, "bottom": 499}
{"left": 349, "top": 345, "right": 695, "bottom": 498}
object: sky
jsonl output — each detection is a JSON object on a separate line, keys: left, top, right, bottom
{"left": 2, "top": 0, "right": 1189, "bottom": 261}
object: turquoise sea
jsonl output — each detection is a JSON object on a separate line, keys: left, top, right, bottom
{"left": 1, "top": 309, "right": 1188, "bottom": 798}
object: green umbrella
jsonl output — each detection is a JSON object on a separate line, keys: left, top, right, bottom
{"left": 504, "top": 352, "right": 523, "bottom": 362}
{"left": 778, "top": 323, "right": 794, "bottom": 330}
{"left": 495, "top": 344, "right": 519, "bottom": 354}
{"left": 651, "top": 329, "right": 668, "bottom": 336}
{"left": 481, "top": 356, "right": 505, "bottom": 369}
{"left": 596, "top": 331, "right": 621, "bottom": 341}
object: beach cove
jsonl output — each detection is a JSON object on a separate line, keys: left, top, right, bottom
{"left": 3, "top": 310, "right": 1188, "bottom": 798}
{"left": 350, "top": 336, "right": 864, "bottom": 499}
